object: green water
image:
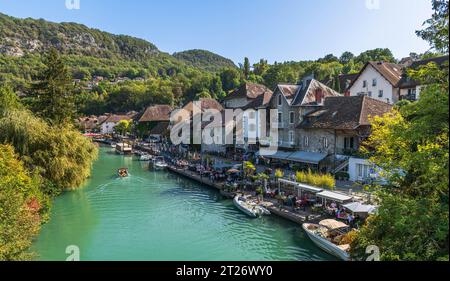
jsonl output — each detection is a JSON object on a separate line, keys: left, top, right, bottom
{"left": 32, "top": 147, "right": 335, "bottom": 261}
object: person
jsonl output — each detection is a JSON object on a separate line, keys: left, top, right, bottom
{"left": 347, "top": 213, "right": 354, "bottom": 226}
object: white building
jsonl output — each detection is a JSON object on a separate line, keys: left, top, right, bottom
{"left": 100, "top": 114, "right": 134, "bottom": 135}
{"left": 346, "top": 61, "right": 403, "bottom": 104}
{"left": 346, "top": 56, "right": 448, "bottom": 104}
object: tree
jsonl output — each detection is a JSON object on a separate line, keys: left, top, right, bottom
{"left": 0, "top": 144, "right": 43, "bottom": 261}
{"left": 114, "top": 120, "right": 131, "bottom": 136}
{"left": 339, "top": 51, "right": 355, "bottom": 65}
{"left": 243, "top": 57, "right": 251, "bottom": 80}
{"left": 30, "top": 48, "right": 75, "bottom": 125}
{"left": 355, "top": 48, "right": 396, "bottom": 64}
{"left": 0, "top": 109, "right": 98, "bottom": 194}
{"left": 317, "top": 54, "right": 339, "bottom": 63}
{"left": 350, "top": 3, "right": 449, "bottom": 260}
{"left": 253, "top": 59, "right": 269, "bottom": 76}
{"left": 0, "top": 86, "right": 22, "bottom": 116}
{"left": 416, "top": 0, "right": 449, "bottom": 53}
{"left": 220, "top": 68, "right": 242, "bottom": 92}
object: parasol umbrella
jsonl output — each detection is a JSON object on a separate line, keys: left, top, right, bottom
{"left": 227, "top": 169, "right": 240, "bottom": 174}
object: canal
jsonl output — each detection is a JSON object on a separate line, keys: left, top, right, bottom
{"left": 31, "top": 147, "right": 336, "bottom": 261}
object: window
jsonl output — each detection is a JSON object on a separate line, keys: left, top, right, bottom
{"left": 323, "top": 137, "right": 329, "bottom": 148}
{"left": 278, "top": 95, "right": 283, "bottom": 106}
{"left": 363, "top": 80, "right": 367, "bottom": 88}
{"left": 304, "top": 136, "right": 309, "bottom": 147}
{"left": 249, "top": 111, "right": 256, "bottom": 119}
{"left": 289, "top": 111, "right": 294, "bottom": 124}
{"left": 278, "top": 112, "right": 282, "bottom": 123}
{"left": 289, "top": 131, "right": 294, "bottom": 143}
{"left": 378, "top": 90, "right": 384, "bottom": 97}
{"left": 344, "top": 137, "right": 355, "bottom": 149}
{"left": 368, "top": 91, "right": 372, "bottom": 97}
{"left": 357, "top": 164, "right": 369, "bottom": 178}
{"left": 408, "top": 88, "right": 417, "bottom": 100}
{"left": 372, "top": 79, "right": 377, "bottom": 87}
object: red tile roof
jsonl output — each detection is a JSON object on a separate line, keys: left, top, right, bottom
{"left": 139, "top": 105, "right": 173, "bottom": 122}
{"left": 299, "top": 96, "right": 392, "bottom": 130}
{"left": 223, "top": 83, "right": 272, "bottom": 101}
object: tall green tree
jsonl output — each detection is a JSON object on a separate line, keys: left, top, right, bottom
{"left": 243, "top": 57, "right": 251, "bottom": 80}
{"left": 416, "top": 0, "right": 449, "bottom": 53}
{"left": 30, "top": 48, "right": 75, "bottom": 125}
{"left": 220, "top": 68, "right": 242, "bottom": 92}
{"left": 0, "top": 86, "right": 22, "bottom": 116}
{"left": 350, "top": 2, "right": 449, "bottom": 261}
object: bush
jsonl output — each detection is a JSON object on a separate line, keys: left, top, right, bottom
{"left": 0, "top": 144, "right": 45, "bottom": 260}
{"left": 0, "top": 109, "right": 98, "bottom": 194}
{"left": 296, "top": 169, "right": 335, "bottom": 190}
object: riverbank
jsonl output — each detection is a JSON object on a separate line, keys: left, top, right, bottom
{"left": 166, "top": 165, "right": 329, "bottom": 225}
{"left": 32, "top": 147, "right": 336, "bottom": 261}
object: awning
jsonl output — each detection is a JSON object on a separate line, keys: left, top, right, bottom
{"left": 265, "top": 151, "right": 293, "bottom": 160}
{"left": 298, "top": 183, "right": 323, "bottom": 193}
{"left": 317, "top": 190, "right": 353, "bottom": 203}
{"left": 343, "top": 202, "right": 377, "bottom": 214}
{"left": 287, "top": 151, "right": 328, "bottom": 164}
{"left": 319, "top": 219, "right": 348, "bottom": 230}
{"left": 279, "top": 179, "right": 323, "bottom": 193}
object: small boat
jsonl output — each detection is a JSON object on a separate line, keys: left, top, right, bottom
{"left": 233, "top": 195, "right": 260, "bottom": 218}
{"left": 117, "top": 168, "right": 129, "bottom": 178}
{"left": 110, "top": 142, "right": 117, "bottom": 148}
{"left": 139, "top": 153, "right": 152, "bottom": 161}
{"left": 115, "top": 143, "right": 132, "bottom": 155}
{"left": 152, "top": 156, "right": 168, "bottom": 169}
{"left": 302, "top": 219, "right": 351, "bottom": 261}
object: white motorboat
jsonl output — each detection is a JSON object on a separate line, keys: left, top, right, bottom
{"left": 302, "top": 219, "right": 351, "bottom": 261}
{"left": 139, "top": 154, "right": 152, "bottom": 161}
{"left": 152, "top": 156, "right": 168, "bottom": 169}
{"left": 233, "top": 195, "right": 260, "bottom": 218}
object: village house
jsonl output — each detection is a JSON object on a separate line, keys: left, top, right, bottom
{"left": 222, "top": 82, "right": 272, "bottom": 109}
{"left": 177, "top": 98, "right": 224, "bottom": 153}
{"left": 263, "top": 75, "right": 341, "bottom": 152}
{"left": 76, "top": 115, "right": 109, "bottom": 133}
{"left": 298, "top": 95, "right": 392, "bottom": 182}
{"left": 346, "top": 55, "right": 448, "bottom": 104}
{"left": 100, "top": 112, "right": 136, "bottom": 135}
{"left": 138, "top": 104, "right": 173, "bottom": 141}
{"left": 221, "top": 82, "right": 273, "bottom": 154}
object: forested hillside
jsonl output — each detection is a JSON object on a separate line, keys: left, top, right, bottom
{"left": 0, "top": 12, "right": 438, "bottom": 116}
{"left": 173, "top": 49, "right": 237, "bottom": 72}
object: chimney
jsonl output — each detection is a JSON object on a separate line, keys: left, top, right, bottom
{"left": 344, "top": 90, "right": 351, "bottom": 97}
{"left": 315, "top": 88, "right": 323, "bottom": 104}
{"left": 299, "top": 73, "right": 315, "bottom": 89}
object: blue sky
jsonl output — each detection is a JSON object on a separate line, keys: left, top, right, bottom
{"left": 0, "top": 0, "right": 433, "bottom": 64}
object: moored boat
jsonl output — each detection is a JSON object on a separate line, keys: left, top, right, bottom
{"left": 233, "top": 195, "right": 260, "bottom": 218}
{"left": 152, "top": 156, "right": 168, "bottom": 169}
{"left": 302, "top": 219, "right": 351, "bottom": 261}
{"left": 115, "top": 143, "right": 132, "bottom": 155}
{"left": 139, "top": 153, "right": 152, "bottom": 161}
